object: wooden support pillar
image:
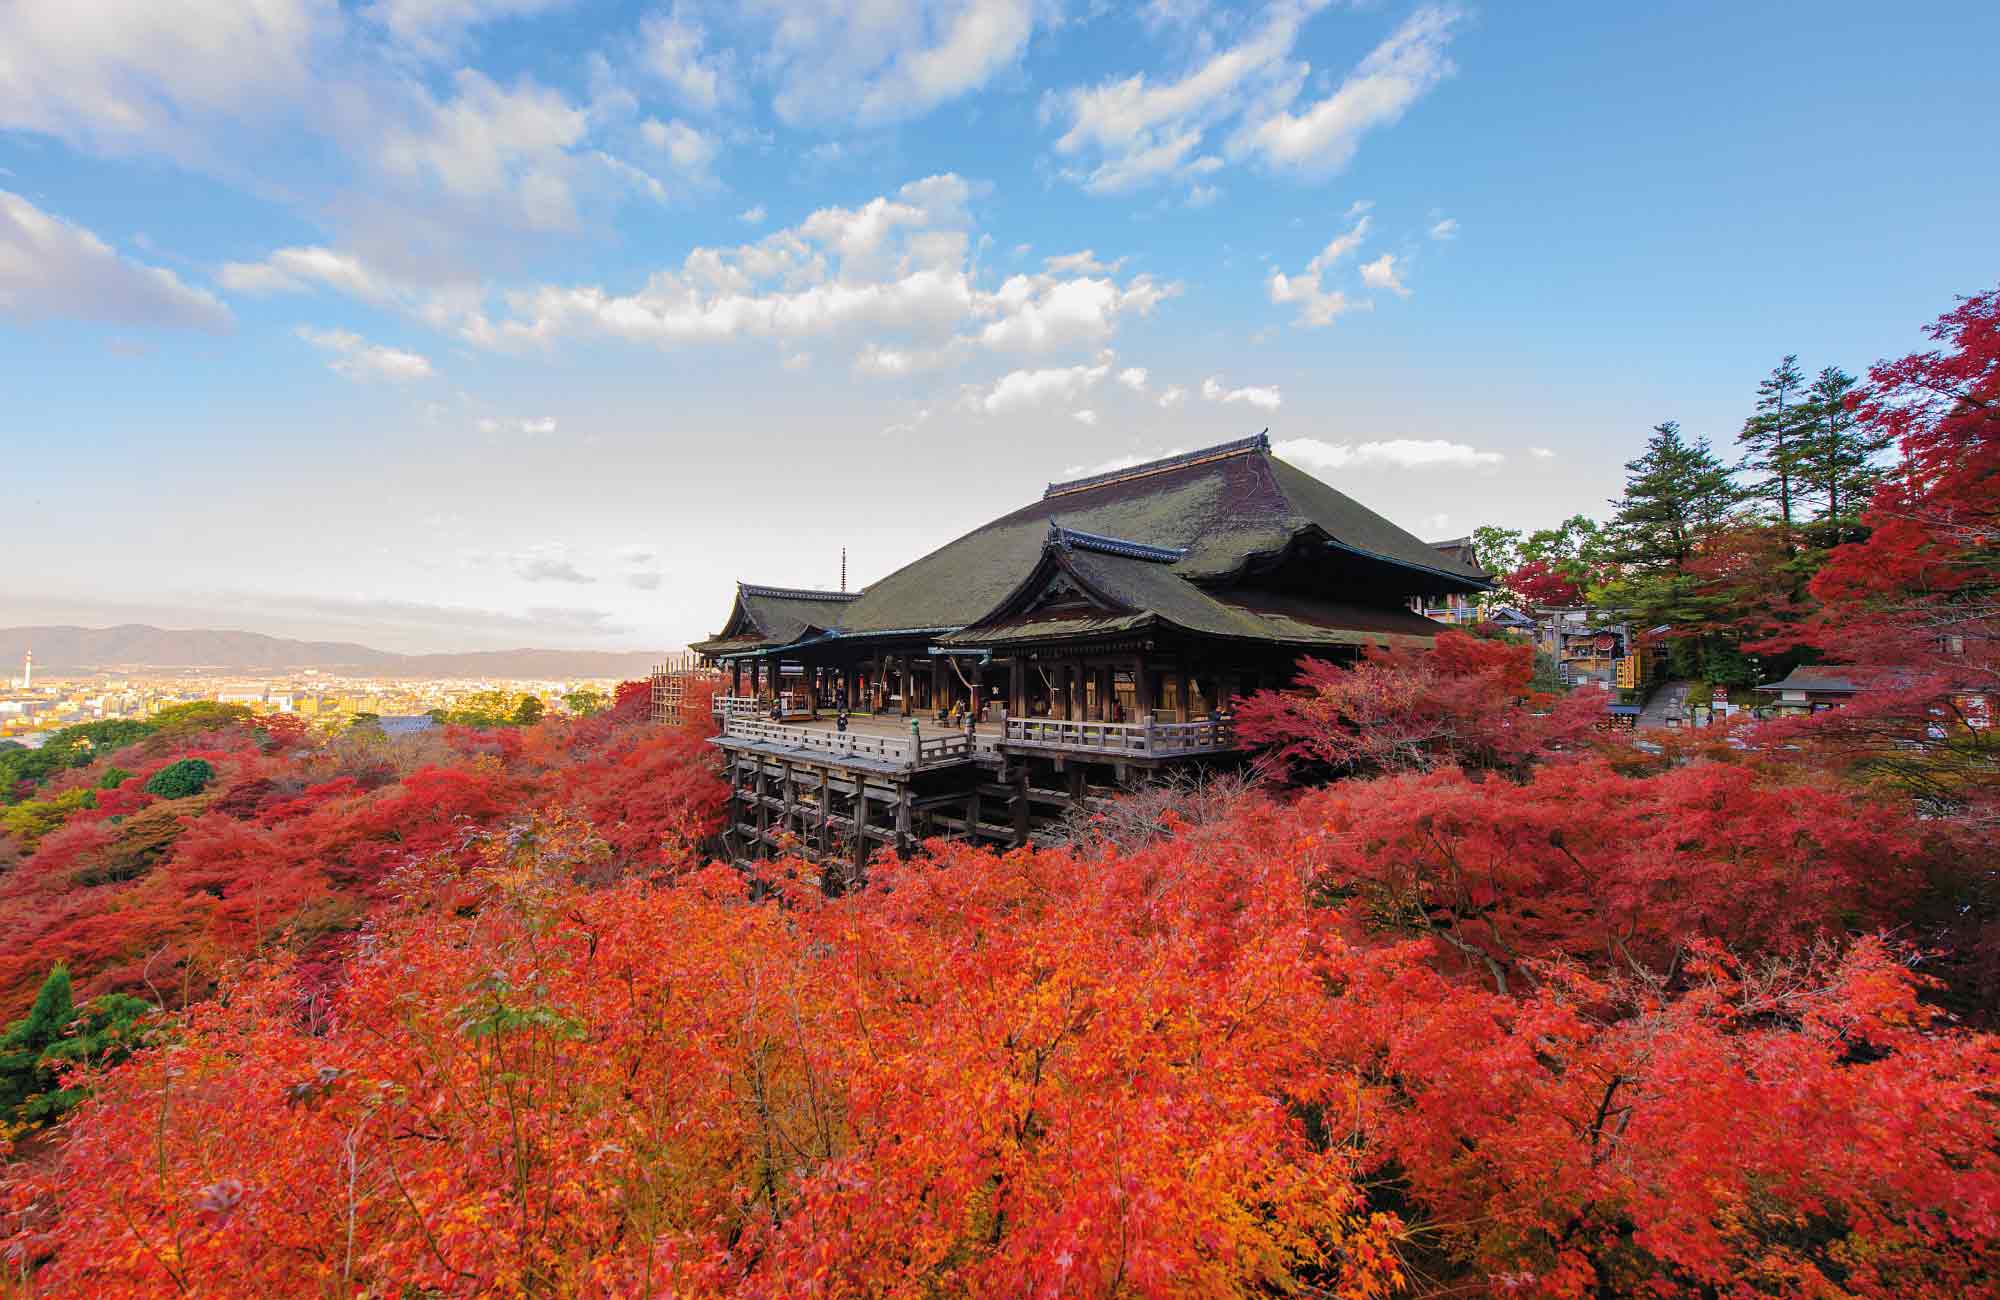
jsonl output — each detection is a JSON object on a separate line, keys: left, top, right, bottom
{"left": 1013, "top": 769, "right": 1030, "bottom": 845}
{"left": 782, "top": 761, "right": 797, "bottom": 840}
{"left": 731, "top": 661, "right": 743, "bottom": 696}
{"left": 1135, "top": 657, "right": 1152, "bottom": 721}
{"left": 967, "top": 786, "right": 982, "bottom": 843}
{"left": 817, "top": 770, "right": 831, "bottom": 863}
{"left": 853, "top": 789, "right": 870, "bottom": 884}
{"left": 1176, "top": 656, "right": 1190, "bottom": 724}
{"left": 899, "top": 655, "right": 913, "bottom": 717}
{"left": 1009, "top": 657, "right": 1025, "bottom": 718}
{"left": 754, "top": 755, "right": 769, "bottom": 848}
{"left": 894, "top": 786, "right": 912, "bottom": 856}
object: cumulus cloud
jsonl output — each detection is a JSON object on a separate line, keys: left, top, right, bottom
{"left": 0, "top": 0, "right": 325, "bottom": 164}
{"left": 364, "top": 0, "right": 571, "bottom": 59}
{"left": 1116, "top": 366, "right": 1148, "bottom": 393}
{"left": 1359, "top": 251, "right": 1408, "bottom": 297}
{"left": 508, "top": 543, "right": 595, "bottom": 584}
{"left": 1275, "top": 435, "right": 1502, "bottom": 472}
{"left": 739, "top": 204, "right": 767, "bottom": 224}
{"left": 639, "top": 5, "right": 736, "bottom": 112}
{"left": 377, "top": 69, "right": 590, "bottom": 232}
{"left": 1045, "top": 3, "right": 1462, "bottom": 195}
{"left": 1267, "top": 213, "right": 1372, "bottom": 326}
{"left": 296, "top": 325, "right": 434, "bottom": 382}
{"left": 219, "top": 245, "right": 392, "bottom": 303}
{"left": 1530, "top": 446, "right": 1556, "bottom": 460}
{"left": 1235, "top": 6, "right": 1462, "bottom": 175}
{"left": 0, "top": 190, "right": 232, "bottom": 331}
{"left": 615, "top": 543, "right": 663, "bottom": 590}
{"left": 461, "top": 174, "right": 1178, "bottom": 365}
{"left": 1072, "top": 408, "right": 1098, "bottom": 425}
{"left": 477, "top": 414, "right": 559, "bottom": 435}
{"left": 751, "top": 0, "right": 1043, "bottom": 128}
{"left": 1201, "top": 374, "right": 1282, "bottom": 411}
{"left": 980, "top": 362, "right": 1109, "bottom": 414}
{"left": 1429, "top": 216, "right": 1458, "bottom": 240}
{"left": 1158, "top": 384, "right": 1186, "bottom": 409}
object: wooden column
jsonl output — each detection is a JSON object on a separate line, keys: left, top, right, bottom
{"left": 853, "top": 789, "right": 870, "bottom": 884}
{"left": 1135, "top": 657, "right": 1152, "bottom": 721}
{"left": 1176, "top": 656, "right": 1190, "bottom": 724}
{"left": 1009, "top": 657, "right": 1025, "bottom": 718}
{"left": 899, "top": 655, "right": 913, "bottom": 717}
{"left": 731, "top": 661, "right": 742, "bottom": 696}
{"left": 1012, "top": 770, "right": 1030, "bottom": 845}
{"left": 817, "top": 770, "right": 831, "bottom": 863}
{"left": 932, "top": 658, "right": 945, "bottom": 714}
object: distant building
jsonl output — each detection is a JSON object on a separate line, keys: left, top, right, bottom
{"left": 1533, "top": 608, "right": 1656, "bottom": 692}
{"left": 1411, "top": 538, "right": 1487, "bottom": 624}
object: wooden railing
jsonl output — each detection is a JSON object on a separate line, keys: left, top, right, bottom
{"left": 715, "top": 715, "right": 997, "bottom": 770}
{"left": 1002, "top": 714, "right": 1236, "bottom": 757}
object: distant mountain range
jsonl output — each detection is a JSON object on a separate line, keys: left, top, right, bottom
{"left": 0, "top": 626, "right": 671, "bottom": 680}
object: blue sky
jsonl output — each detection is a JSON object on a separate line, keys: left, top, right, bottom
{"left": 3, "top": 0, "right": 1994, "bottom": 653}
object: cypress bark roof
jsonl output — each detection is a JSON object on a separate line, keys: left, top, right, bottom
{"left": 689, "top": 583, "right": 856, "bottom": 656}
{"left": 696, "top": 435, "right": 1487, "bottom": 656}
{"left": 828, "top": 434, "right": 1484, "bottom": 636}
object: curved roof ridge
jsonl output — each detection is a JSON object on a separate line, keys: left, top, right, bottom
{"left": 737, "top": 582, "right": 858, "bottom": 602}
{"left": 1047, "top": 522, "right": 1188, "bottom": 563}
{"left": 1042, "top": 431, "right": 1270, "bottom": 500}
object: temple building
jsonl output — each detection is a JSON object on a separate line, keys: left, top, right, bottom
{"left": 676, "top": 433, "right": 1488, "bottom": 882}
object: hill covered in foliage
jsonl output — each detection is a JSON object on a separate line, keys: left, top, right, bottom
{"left": 1, "top": 287, "right": 1996, "bottom": 1297}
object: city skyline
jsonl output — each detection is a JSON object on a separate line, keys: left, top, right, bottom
{"left": 5, "top": 0, "right": 1996, "bottom": 653}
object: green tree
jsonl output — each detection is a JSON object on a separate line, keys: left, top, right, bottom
{"left": 1795, "top": 365, "right": 1891, "bottom": 545}
{"left": 143, "top": 758, "right": 215, "bottom": 800}
{"left": 0, "top": 965, "right": 151, "bottom": 1130}
{"left": 511, "top": 695, "right": 546, "bottom": 726}
{"left": 563, "top": 688, "right": 609, "bottom": 717}
{"left": 1736, "top": 355, "right": 1811, "bottom": 532}
{"left": 1606, "top": 422, "right": 1739, "bottom": 571}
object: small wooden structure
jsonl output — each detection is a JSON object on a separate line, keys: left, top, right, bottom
{"left": 688, "top": 434, "right": 1489, "bottom": 881}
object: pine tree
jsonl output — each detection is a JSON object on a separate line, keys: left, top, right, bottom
{"left": 1737, "top": 356, "right": 1810, "bottom": 531}
{"left": 1608, "top": 422, "right": 1739, "bottom": 570}
{"left": 0, "top": 964, "right": 74, "bottom": 1121}
{"left": 1795, "top": 365, "right": 1891, "bottom": 544}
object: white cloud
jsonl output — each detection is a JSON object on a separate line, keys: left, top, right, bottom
{"left": 1045, "top": 2, "right": 1461, "bottom": 195}
{"left": 639, "top": 5, "right": 735, "bottom": 112}
{"left": 0, "top": 0, "right": 326, "bottom": 163}
{"left": 219, "top": 245, "right": 391, "bottom": 302}
{"left": 0, "top": 190, "right": 232, "bottom": 331}
{"left": 1275, "top": 435, "right": 1501, "bottom": 472}
{"left": 461, "top": 174, "right": 1178, "bottom": 364}
{"left": 1045, "top": 0, "right": 1316, "bottom": 194}
{"left": 505, "top": 542, "right": 594, "bottom": 584}
{"left": 739, "top": 204, "right": 767, "bottom": 225}
{"left": 1530, "top": 446, "right": 1555, "bottom": 460}
{"left": 1072, "top": 408, "right": 1098, "bottom": 425}
{"left": 752, "top": 0, "right": 1043, "bottom": 128}
{"left": 364, "top": 0, "right": 570, "bottom": 59}
{"left": 297, "top": 325, "right": 434, "bottom": 382}
{"left": 615, "top": 543, "right": 663, "bottom": 590}
{"left": 477, "top": 414, "right": 557, "bottom": 435}
{"left": 1267, "top": 213, "right": 1373, "bottom": 327}
{"left": 1429, "top": 216, "right": 1458, "bottom": 240}
{"left": 1235, "top": 6, "right": 1462, "bottom": 175}
{"left": 1201, "top": 375, "right": 1282, "bottom": 411}
{"left": 1359, "top": 252, "right": 1408, "bottom": 298}
{"left": 521, "top": 416, "right": 557, "bottom": 435}
{"left": 377, "top": 69, "right": 590, "bottom": 232}
{"left": 639, "top": 117, "right": 718, "bottom": 175}
{"left": 1116, "top": 366, "right": 1148, "bottom": 393}
{"left": 1158, "top": 384, "right": 1186, "bottom": 408}
{"left": 980, "top": 362, "right": 1108, "bottom": 414}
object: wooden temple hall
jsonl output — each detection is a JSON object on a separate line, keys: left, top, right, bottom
{"left": 684, "top": 433, "right": 1487, "bottom": 882}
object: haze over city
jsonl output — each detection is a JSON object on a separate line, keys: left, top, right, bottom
{"left": 6, "top": 1, "right": 1994, "bottom": 652}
